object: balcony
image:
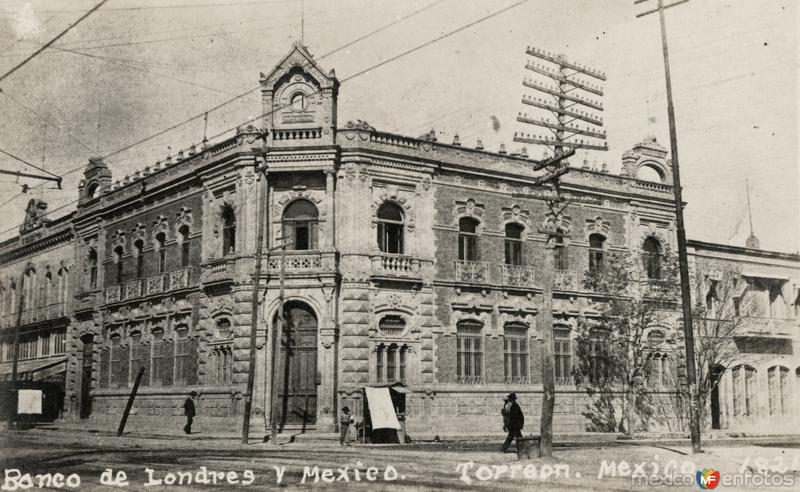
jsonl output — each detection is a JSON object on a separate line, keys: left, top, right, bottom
{"left": 103, "top": 267, "right": 195, "bottom": 304}
{"left": 553, "top": 269, "right": 579, "bottom": 291}
{"left": 371, "top": 253, "right": 421, "bottom": 280}
{"left": 501, "top": 264, "right": 535, "bottom": 288}
{"left": 201, "top": 257, "right": 235, "bottom": 285}
{"left": 9, "top": 303, "right": 67, "bottom": 326}
{"left": 454, "top": 260, "right": 491, "bottom": 284}
{"left": 739, "top": 317, "right": 796, "bottom": 337}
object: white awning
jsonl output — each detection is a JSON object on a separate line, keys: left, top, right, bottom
{"left": 365, "top": 386, "right": 401, "bottom": 430}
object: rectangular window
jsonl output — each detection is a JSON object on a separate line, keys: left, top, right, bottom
{"left": 504, "top": 325, "right": 528, "bottom": 383}
{"left": 376, "top": 346, "right": 384, "bottom": 383}
{"left": 174, "top": 329, "right": 190, "bottom": 386}
{"left": 458, "top": 235, "right": 478, "bottom": 262}
{"left": 129, "top": 334, "right": 144, "bottom": 385}
{"left": 505, "top": 240, "right": 522, "bottom": 266}
{"left": 456, "top": 323, "right": 483, "bottom": 383}
{"left": 110, "top": 337, "right": 122, "bottom": 387}
{"left": 53, "top": 330, "right": 66, "bottom": 355}
{"left": 387, "top": 345, "right": 397, "bottom": 383}
{"left": 553, "top": 329, "right": 572, "bottom": 384}
{"left": 555, "top": 237, "right": 567, "bottom": 270}
{"left": 399, "top": 347, "right": 406, "bottom": 382}
{"left": 780, "top": 367, "right": 789, "bottom": 416}
{"left": 151, "top": 332, "right": 165, "bottom": 386}
{"left": 40, "top": 332, "right": 51, "bottom": 357}
{"left": 732, "top": 367, "right": 742, "bottom": 416}
{"left": 745, "top": 367, "right": 755, "bottom": 416}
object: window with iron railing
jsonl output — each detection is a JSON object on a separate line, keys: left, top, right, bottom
{"left": 588, "top": 234, "right": 605, "bottom": 273}
{"left": 283, "top": 199, "right": 319, "bottom": 251}
{"left": 504, "top": 223, "right": 524, "bottom": 266}
{"left": 458, "top": 218, "right": 480, "bottom": 262}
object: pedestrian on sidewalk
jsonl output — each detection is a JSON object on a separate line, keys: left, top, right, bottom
{"left": 339, "top": 406, "right": 354, "bottom": 446}
{"left": 501, "top": 392, "right": 524, "bottom": 453}
{"left": 183, "top": 391, "right": 197, "bottom": 435}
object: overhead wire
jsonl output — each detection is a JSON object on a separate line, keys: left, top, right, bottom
{"left": 0, "top": 0, "right": 530, "bottom": 237}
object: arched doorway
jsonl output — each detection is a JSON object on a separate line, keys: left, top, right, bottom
{"left": 79, "top": 334, "right": 94, "bottom": 419}
{"left": 273, "top": 301, "right": 318, "bottom": 429}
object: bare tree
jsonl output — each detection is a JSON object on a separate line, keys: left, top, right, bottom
{"left": 691, "top": 266, "right": 760, "bottom": 429}
{"left": 574, "top": 246, "right": 681, "bottom": 435}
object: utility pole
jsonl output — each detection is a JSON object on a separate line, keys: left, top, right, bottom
{"left": 8, "top": 272, "right": 25, "bottom": 429}
{"left": 267, "top": 239, "right": 290, "bottom": 444}
{"left": 242, "top": 167, "right": 268, "bottom": 444}
{"left": 514, "top": 47, "right": 607, "bottom": 458}
{"left": 635, "top": 0, "right": 701, "bottom": 454}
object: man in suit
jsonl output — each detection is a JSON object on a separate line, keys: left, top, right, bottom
{"left": 183, "top": 391, "right": 197, "bottom": 434}
{"left": 501, "top": 392, "right": 524, "bottom": 453}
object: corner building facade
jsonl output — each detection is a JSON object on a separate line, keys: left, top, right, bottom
{"left": 3, "top": 45, "right": 794, "bottom": 436}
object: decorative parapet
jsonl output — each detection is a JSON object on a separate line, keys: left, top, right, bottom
{"left": 169, "top": 266, "right": 192, "bottom": 290}
{"left": 501, "top": 264, "right": 535, "bottom": 288}
{"left": 454, "top": 260, "right": 492, "bottom": 284}
{"left": 123, "top": 279, "right": 142, "bottom": 300}
{"left": 104, "top": 285, "right": 121, "bottom": 304}
{"left": 145, "top": 274, "right": 165, "bottom": 296}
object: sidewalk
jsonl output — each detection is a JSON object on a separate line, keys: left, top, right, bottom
{"left": 25, "top": 417, "right": 800, "bottom": 449}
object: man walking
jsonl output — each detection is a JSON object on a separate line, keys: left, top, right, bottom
{"left": 183, "top": 391, "right": 197, "bottom": 434}
{"left": 501, "top": 392, "right": 524, "bottom": 453}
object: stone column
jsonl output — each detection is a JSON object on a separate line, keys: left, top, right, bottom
{"left": 323, "top": 168, "right": 336, "bottom": 251}
{"left": 318, "top": 324, "right": 337, "bottom": 432}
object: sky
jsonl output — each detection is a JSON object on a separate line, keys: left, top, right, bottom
{"left": 0, "top": 0, "right": 797, "bottom": 253}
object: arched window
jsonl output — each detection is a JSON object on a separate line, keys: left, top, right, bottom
{"left": 589, "top": 234, "right": 605, "bottom": 272}
{"left": 109, "top": 334, "right": 123, "bottom": 388}
{"left": 458, "top": 217, "right": 480, "bottom": 261}
{"left": 283, "top": 199, "right": 319, "bottom": 251}
{"left": 456, "top": 320, "right": 483, "bottom": 383}
{"left": 178, "top": 225, "right": 190, "bottom": 268}
{"left": 129, "top": 332, "right": 146, "bottom": 387}
{"left": 504, "top": 223, "right": 524, "bottom": 266}
{"left": 642, "top": 237, "right": 662, "bottom": 279}
{"left": 87, "top": 182, "right": 100, "bottom": 199}
{"left": 43, "top": 271, "right": 53, "bottom": 307}
{"left": 155, "top": 233, "right": 167, "bottom": 273}
{"left": 151, "top": 328, "right": 167, "bottom": 386}
{"left": 504, "top": 323, "right": 528, "bottom": 383}
{"left": 88, "top": 248, "right": 98, "bottom": 289}
{"left": 377, "top": 202, "right": 404, "bottom": 254}
{"left": 221, "top": 205, "right": 236, "bottom": 256}
{"left": 768, "top": 365, "right": 790, "bottom": 416}
{"left": 24, "top": 268, "right": 35, "bottom": 309}
{"left": 554, "top": 326, "right": 572, "bottom": 385}
{"left": 113, "top": 246, "right": 124, "bottom": 284}
{"left": 133, "top": 240, "right": 145, "bottom": 278}
{"left": 705, "top": 279, "right": 719, "bottom": 314}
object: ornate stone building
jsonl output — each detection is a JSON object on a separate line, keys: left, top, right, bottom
{"left": 0, "top": 200, "right": 74, "bottom": 420}
{"left": 1, "top": 44, "right": 797, "bottom": 436}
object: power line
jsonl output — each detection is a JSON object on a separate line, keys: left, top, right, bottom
{"left": 0, "top": 0, "right": 530, "bottom": 237}
{"left": 39, "top": 0, "right": 294, "bottom": 13}
{"left": 0, "top": 147, "right": 61, "bottom": 179}
{"left": 0, "top": 0, "right": 109, "bottom": 84}
{"left": 0, "top": 89, "right": 96, "bottom": 153}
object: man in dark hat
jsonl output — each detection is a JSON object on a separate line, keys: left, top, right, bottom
{"left": 501, "top": 392, "right": 524, "bottom": 453}
{"left": 339, "top": 406, "right": 354, "bottom": 446}
{"left": 183, "top": 391, "right": 197, "bottom": 434}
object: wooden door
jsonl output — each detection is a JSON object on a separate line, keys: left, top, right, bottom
{"left": 274, "top": 302, "right": 317, "bottom": 427}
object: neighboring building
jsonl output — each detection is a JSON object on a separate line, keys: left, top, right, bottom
{"left": 0, "top": 44, "right": 796, "bottom": 436}
{"left": 0, "top": 199, "right": 74, "bottom": 420}
{"left": 688, "top": 240, "right": 800, "bottom": 433}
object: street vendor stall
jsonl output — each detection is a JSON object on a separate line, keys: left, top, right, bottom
{"left": 361, "top": 382, "right": 411, "bottom": 444}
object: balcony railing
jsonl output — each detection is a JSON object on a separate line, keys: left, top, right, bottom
{"left": 9, "top": 303, "right": 67, "bottom": 326}
{"left": 123, "top": 279, "right": 142, "bottom": 300}
{"left": 105, "top": 285, "right": 121, "bottom": 303}
{"left": 102, "top": 267, "right": 194, "bottom": 303}
{"left": 454, "top": 260, "right": 491, "bottom": 283}
{"left": 501, "top": 264, "right": 535, "bottom": 287}
{"left": 553, "top": 269, "right": 578, "bottom": 291}
{"left": 372, "top": 254, "right": 420, "bottom": 277}
{"left": 268, "top": 252, "right": 322, "bottom": 271}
